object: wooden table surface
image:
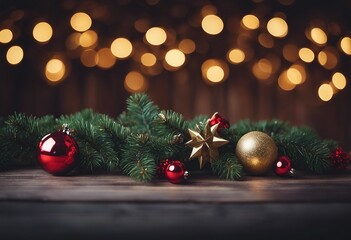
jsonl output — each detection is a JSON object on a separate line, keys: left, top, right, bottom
{"left": 1, "top": 168, "right": 351, "bottom": 240}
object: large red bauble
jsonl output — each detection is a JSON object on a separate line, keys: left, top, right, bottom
{"left": 38, "top": 131, "right": 78, "bottom": 175}
{"left": 165, "top": 160, "right": 187, "bottom": 184}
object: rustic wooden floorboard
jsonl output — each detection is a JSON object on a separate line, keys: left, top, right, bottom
{"left": 1, "top": 169, "right": 351, "bottom": 202}
{"left": 1, "top": 169, "right": 351, "bottom": 240}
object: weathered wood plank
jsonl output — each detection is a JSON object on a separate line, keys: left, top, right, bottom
{"left": 1, "top": 169, "right": 351, "bottom": 203}
{"left": 0, "top": 202, "right": 350, "bottom": 240}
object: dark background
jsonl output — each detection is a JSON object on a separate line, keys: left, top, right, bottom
{"left": 1, "top": 0, "right": 351, "bottom": 148}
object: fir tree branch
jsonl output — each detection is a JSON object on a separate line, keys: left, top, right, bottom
{"left": 124, "top": 93, "right": 159, "bottom": 134}
{"left": 0, "top": 113, "right": 56, "bottom": 169}
{"left": 273, "top": 126, "right": 335, "bottom": 173}
{"left": 98, "top": 114, "right": 130, "bottom": 170}
{"left": 121, "top": 134, "right": 156, "bottom": 182}
{"left": 153, "top": 110, "right": 189, "bottom": 136}
{"left": 211, "top": 152, "right": 242, "bottom": 180}
{"left": 0, "top": 94, "right": 341, "bottom": 181}
{"left": 58, "top": 110, "right": 119, "bottom": 172}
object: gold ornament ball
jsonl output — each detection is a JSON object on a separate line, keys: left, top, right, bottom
{"left": 235, "top": 131, "right": 278, "bottom": 175}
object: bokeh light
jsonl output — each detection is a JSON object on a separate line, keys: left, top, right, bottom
{"left": 201, "top": 14, "right": 224, "bottom": 35}
{"left": 278, "top": 71, "right": 296, "bottom": 91}
{"left": 318, "top": 83, "right": 333, "bottom": 101}
{"left": 0, "top": 29, "right": 13, "bottom": 43}
{"left": 79, "top": 30, "right": 98, "bottom": 48}
{"left": 124, "top": 71, "right": 148, "bottom": 92}
{"left": 179, "top": 39, "right": 196, "bottom": 54}
{"left": 252, "top": 58, "right": 273, "bottom": 81}
{"left": 45, "top": 58, "right": 66, "bottom": 82}
{"left": 267, "top": 17, "right": 288, "bottom": 38}
{"left": 96, "top": 48, "right": 116, "bottom": 69}
{"left": 340, "top": 37, "right": 351, "bottom": 55}
{"left": 207, "top": 66, "right": 224, "bottom": 83}
{"left": 70, "top": 12, "right": 92, "bottom": 32}
{"left": 141, "top": 53, "right": 157, "bottom": 67}
{"left": 66, "top": 32, "right": 81, "bottom": 50}
{"left": 286, "top": 64, "right": 306, "bottom": 85}
{"left": 298, "top": 47, "right": 315, "bottom": 63}
{"left": 33, "top": 22, "right": 53, "bottom": 43}
{"left": 241, "top": 14, "right": 260, "bottom": 30}
{"left": 145, "top": 27, "right": 167, "bottom": 45}
{"left": 111, "top": 38, "right": 133, "bottom": 59}
{"left": 201, "top": 59, "right": 228, "bottom": 84}
{"left": 227, "top": 48, "right": 245, "bottom": 64}
{"left": 317, "top": 48, "right": 338, "bottom": 69}
{"left": 165, "top": 49, "right": 185, "bottom": 68}
{"left": 80, "top": 49, "right": 98, "bottom": 67}
{"left": 310, "top": 27, "right": 327, "bottom": 45}
{"left": 6, "top": 46, "right": 24, "bottom": 65}
{"left": 332, "top": 72, "right": 347, "bottom": 90}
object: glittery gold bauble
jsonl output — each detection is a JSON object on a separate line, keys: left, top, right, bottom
{"left": 235, "top": 131, "right": 278, "bottom": 175}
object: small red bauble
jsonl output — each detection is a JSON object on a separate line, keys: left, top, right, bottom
{"left": 165, "top": 160, "right": 189, "bottom": 184}
{"left": 330, "top": 147, "right": 350, "bottom": 170}
{"left": 275, "top": 156, "right": 295, "bottom": 176}
{"left": 38, "top": 130, "right": 78, "bottom": 175}
{"left": 209, "top": 112, "right": 230, "bottom": 131}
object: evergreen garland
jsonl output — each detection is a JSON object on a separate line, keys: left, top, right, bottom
{"left": 0, "top": 93, "right": 342, "bottom": 181}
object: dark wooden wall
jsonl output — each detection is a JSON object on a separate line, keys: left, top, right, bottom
{"left": 1, "top": 0, "right": 350, "bottom": 147}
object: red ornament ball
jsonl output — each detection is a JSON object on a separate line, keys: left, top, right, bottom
{"left": 38, "top": 131, "right": 78, "bottom": 175}
{"left": 330, "top": 147, "right": 350, "bottom": 170}
{"left": 209, "top": 112, "right": 230, "bottom": 130}
{"left": 275, "top": 156, "right": 294, "bottom": 176}
{"left": 165, "top": 160, "right": 188, "bottom": 184}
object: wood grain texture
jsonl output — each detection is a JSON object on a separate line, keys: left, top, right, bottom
{"left": 1, "top": 169, "right": 351, "bottom": 203}
{"left": 1, "top": 169, "right": 351, "bottom": 240}
{"left": 1, "top": 202, "right": 350, "bottom": 240}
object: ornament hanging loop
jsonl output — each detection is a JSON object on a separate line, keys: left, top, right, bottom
{"left": 61, "top": 123, "right": 74, "bottom": 135}
{"left": 289, "top": 168, "right": 296, "bottom": 177}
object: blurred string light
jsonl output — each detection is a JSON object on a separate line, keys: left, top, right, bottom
{"left": 111, "top": 38, "right": 133, "bottom": 58}
{"left": 340, "top": 37, "right": 351, "bottom": 55}
{"left": 145, "top": 27, "right": 167, "bottom": 45}
{"left": 124, "top": 71, "right": 148, "bottom": 93}
{"left": 80, "top": 49, "right": 98, "bottom": 67}
{"left": 33, "top": 22, "right": 53, "bottom": 43}
{"left": 227, "top": 48, "right": 245, "bottom": 64}
{"left": 45, "top": 58, "right": 66, "bottom": 82}
{"left": 96, "top": 48, "right": 116, "bottom": 69}
{"left": 298, "top": 47, "right": 314, "bottom": 63}
{"left": 165, "top": 49, "right": 185, "bottom": 68}
{"left": 0, "top": 29, "right": 13, "bottom": 43}
{"left": 267, "top": 17, "right": 288, "bottom": 38}
{"left": 141, "top": 53, "right": 156, "bottom": 67}
{"left": 79, "top": 30, "right": 98, "bottom": 48}
{"left": 318, "top": 83, "right": 333, "bottom": 101}
{"left": 201, "top": 59, "right": 229, "bottom": 84}
{"left": 252, "top": 58, "right": 273, "bottom": 81}
{"left": 332, "top": 72, "right": 346, "bottom": 90}
{"left": 178, "top": 39, "right": 196, "bottom": 54}
{"left": 241, "top": 14, "right": 260, "bottom": 30}
{"left": 70, "top": 12, "right": 92, "bottom": 32}
{"left": 310, "top": 27, "right": 327, "bottom": 45}
{"left": 201, "top": 14, "right": 224, "bottom": 35}
{"left": 6, "top": 45, "right": 24, "bottom": 64}
{"left": 1, "top": 1, "right": 350, "bottom": 101}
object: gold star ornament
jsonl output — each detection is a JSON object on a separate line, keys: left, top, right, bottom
{"left": 186, "top": 121, "right": 229, "bottom": 169}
